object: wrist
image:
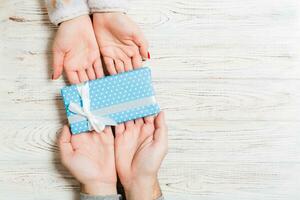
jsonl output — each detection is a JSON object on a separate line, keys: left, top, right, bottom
{"left": 93, "top": 12, "right": 124, "bottom": 22}
{"left": 59, "top": 14, "right": 90, "bottom": 26}
{"left": 93, "top": 12, "right": 123, "bottom": 17}
{"left": 81, "top": 181, "right": 117, "bottom": 196}
{"left": 124, "top": 176, "right": 161, "bottom": 200}
{"left": 152, "top": 178, "right": 162, "bottom": 200}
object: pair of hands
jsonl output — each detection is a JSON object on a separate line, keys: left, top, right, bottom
{"left": 59, "top": 112, "right": 168, "bottom": 200}
{"left": 52, "top": 13, "right": 149, "bottom": 84}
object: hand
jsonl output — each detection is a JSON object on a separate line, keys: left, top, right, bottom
{"left": 59, "top": 126, "right": 117, "bottom": 195}
{"left": 52, "top": 15, "right": 104, "bottom": 84}
{"left": 114, "top": 112, "right": 168, "bottom": 200}
{"left": 93, "top": 12, "right": 149, "bottom": 75}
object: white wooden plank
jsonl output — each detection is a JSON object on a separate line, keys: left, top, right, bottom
{"left": 0, "top": 79, "right": 299, "bottom": 121}
{"left": 0, "top": 121, "right": 299, "bottom": 162}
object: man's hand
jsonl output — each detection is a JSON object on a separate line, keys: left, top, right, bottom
{"left": 59, "top": 126, "right": 117, "bottom": 195}
{"left": 114, "top": 112, "right": 168, "bottom": 200}
{"left": 93, "top": 12, "right": 149, "bottom": 75}
{"left": 52, "top": 15, "right": 104, "bottom": 83}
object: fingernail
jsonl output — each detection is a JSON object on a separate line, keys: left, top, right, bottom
{"left": 147, "top": 52, "right": 151, "bottom": 59}
{"left": 51, "top": 74, "right": 54, "bottom": 80}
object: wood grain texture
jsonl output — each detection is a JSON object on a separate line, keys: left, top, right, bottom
{"left": 0, "top": 0, "right": 300, "bottom": 199}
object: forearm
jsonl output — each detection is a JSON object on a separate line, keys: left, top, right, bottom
{"left": 80, "top": 182, "right": 119, "bottom": 200}
{"left": 81, "top": 182, "right": 117, "bottom": 196}
{"left": 124, "top": 177, "right": 163, "bottom": 200}
{"left": 152, "top": 179, "right": 163, "bottom": 200}
{"left": 80, "top": 186, "right": 120, "bottom": 200}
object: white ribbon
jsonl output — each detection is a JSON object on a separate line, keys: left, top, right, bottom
{"left": 68, "top": 83, "right": 117, "bottom": 133}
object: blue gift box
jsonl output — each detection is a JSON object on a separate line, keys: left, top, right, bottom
{"left": 61, "top": 67, "right": 160, "bottom": 134}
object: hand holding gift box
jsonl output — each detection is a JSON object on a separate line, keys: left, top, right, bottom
{"left": 61, "top": 67, "right": 160, "bottom": 134}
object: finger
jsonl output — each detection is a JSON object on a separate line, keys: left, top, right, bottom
{"left": 52, "top": 50, "right": 64, "bottom": 80}
{"left": 104, "top": 57, "right": 117, "bottom": 75}
{"left": 93, "top": 57, "right": 104, "bottom": 78}
{"left": 114, "top": 59, "right": 125, "bottom": 73}
{"left": 153, "top": 112, "right": 168, "bottom": 142}
{"left": 72, "top": 131, "right": 90, "bottom": 144}
{"left": 104, "top": 126, "right": 113, "bottom": 135}
{"left": 65, "top": 71, "right": 80, "bottom": 84}
{"left": 78, "top": 70, "right": 89, "bottom": 83}
{"left": 144, "top": 115, "right": 155, "bottom": 124}
{"left": 134, "top": 118, "right": 144, "bottom": 127}
{"left": 132, "top": 54, "right": 143, "bottom": 69}
{"left": 59, "top": 125, "right": 74, "bottom": 164}
{"left": 116, "top": 48, "right": 133, "bottom": 71}
{"left": 115, "top": 123, "right": 125, "bottom": 135}
{"left": 102, "top": 126, "right": 114, "bottom": 140}
{"left": 132, "top": 33, "right": 149, "bottom": 59}
{"left": 86, "top": 67, "right": 96, "bottom": 80}
{"left": 123, "top": 57, "right": 132, "bottom": 72}
{"left": 86, "top": 50, "right": 98, "bottom": 80}
{"left": 125, "top": 120, "right": 134, "bottom": 130}
{"left": 120, "top": 45, "right": 135, "bottom": 58}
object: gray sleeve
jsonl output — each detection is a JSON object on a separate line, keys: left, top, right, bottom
{"left": 80, "top": 193, "right": 122, "bottom": 200}
{"left": 156, "top": 196, "right": 164, "bottom": 200}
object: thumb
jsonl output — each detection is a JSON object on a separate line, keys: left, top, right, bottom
{"left": 132, "top": 32, "right": 149, "bottom": 60}
{"left": 59, "top": 125, "right": 74, "bottom": 166}
{"left": 52, "top": 50, "right": 64, "bottom": 80}
{"left": 153, "top": 112, "right": 168, "bottom": 145}
{"left": 115, "top": 123, "right": 125, "bottom": 138}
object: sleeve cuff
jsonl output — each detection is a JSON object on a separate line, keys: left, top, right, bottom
{"left": 156, "top": 196, "right": 165, "bottom": 200}
{"left": 80, "top": 193, "right": 121, "bottom": 200}
{"left": 88, "top": 0, "right": 128, "bottom": 13}
{"left": 45, "top": 0, "right": 90, "bottom": 25}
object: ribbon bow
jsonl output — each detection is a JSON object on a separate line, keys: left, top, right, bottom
{"left": 68, "top": 83, "right": 117, "bottom": 133}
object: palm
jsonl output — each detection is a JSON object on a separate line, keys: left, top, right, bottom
{"left": 98, "top": 28, "right": 137, "bottom": 70}
{"left": 52, "top": 15, "right": 102, "bottom": 83}
{"left": 59, "top": 127, "right": 117, "bottom": 186}
{"left": 96, "top": 17, "right": 139, "bottom": 55}
{"left": 93, "top": 13, "right": 148, "bottom": 74}
{"left": 57, "top": 35, "right": 95, "bottom": 72}
{"left": 115, "top": 114, "right": 168, "bottom": 187}
{"left": 132, "top": 142, "right": 162, "bottom": 176}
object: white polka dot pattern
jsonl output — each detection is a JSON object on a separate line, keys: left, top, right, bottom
{"left": 61, "top": 67, "right": 160, "bottom": 134}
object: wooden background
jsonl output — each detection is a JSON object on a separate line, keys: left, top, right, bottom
{"left": 1, "top": 0, "right": 300, "bottom": 199}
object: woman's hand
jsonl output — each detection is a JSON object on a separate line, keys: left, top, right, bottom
{"left": 52, "top": 15, "right": 104, "bottom": 83}
{"left": 93, "top": 12, "right": 149, "bottom": 75}
{"left": 59, "top": 126, "right": 117, "bottom": 195}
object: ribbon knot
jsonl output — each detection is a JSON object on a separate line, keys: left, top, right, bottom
{"left": 68, "top": 82, "right": 117, "bottom": 133}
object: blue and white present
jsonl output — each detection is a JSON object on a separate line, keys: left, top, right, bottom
{"left": 61, "top": 67, "right": 160, "bottom": 134}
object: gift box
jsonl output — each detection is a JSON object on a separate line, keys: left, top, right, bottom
{"left": 61, "top": 67, "right": 160, "bottom": 134}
